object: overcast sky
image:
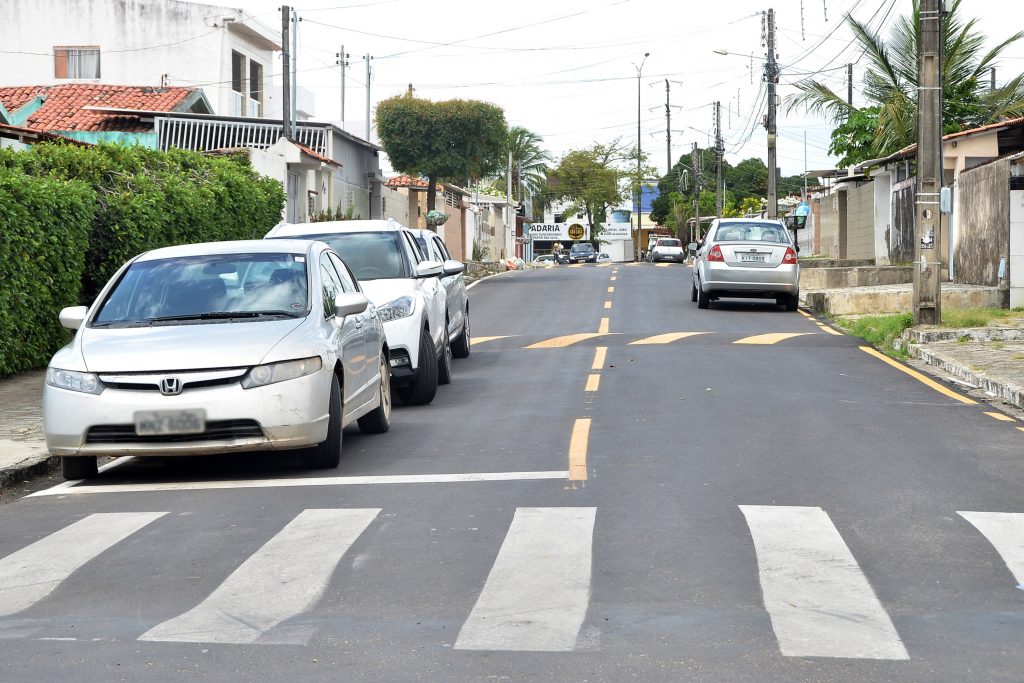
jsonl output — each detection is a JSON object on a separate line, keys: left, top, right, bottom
{"left": 232, "top": 0, "right": 1024, "bottom": 178}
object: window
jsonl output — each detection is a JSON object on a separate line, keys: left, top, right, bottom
{"left": 249, "top": 60, "right": 263, "bottom": 103}
{"left": 432, "top": 237, "right": 452, "bottom": 261}
{"left": 327, "top": 252, "right": 357, "bottom": 293}
{"left": 54, "top": 47, "right": 100, "bottom": 79}
{"left": 231, "top": 50, "right": 245, "bottom": 94}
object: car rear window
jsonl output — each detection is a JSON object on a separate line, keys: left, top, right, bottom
{"left": 713, "top": 223, "right": 789, "bottom": 243}
{"left": 657, "top": 239, "right": 681, "bottom": 247}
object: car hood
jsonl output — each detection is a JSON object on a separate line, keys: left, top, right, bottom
{"left": 79, "top": 319, "right": 305, "bottom": 372}
{"left": 359, "top": 278, "right": 418, "bottom": 306}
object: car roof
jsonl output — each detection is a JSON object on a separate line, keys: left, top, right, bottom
{"left": 266, "top": 218, "right": 407, "bottom": 238}
{"left": 716, "top": 218, "right": 784, "bottom": 226}
{"left": 137, "top": 239, "right": 318, "bottom": 262}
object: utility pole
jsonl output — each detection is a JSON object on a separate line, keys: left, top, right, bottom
{"left": 281, "top": 5, "right": 291, "bottom": 139}
{"left": 715, "top": 101, "right": 723, "bottom": 218}
{"left": 665, "top": 80, "right": 672, "bottom": 177}
{"left": 991, "top": 66, "right": 997, "bottom": 90}
{"left": 914, "top": 0, "right": 943, "bottom": 325}
{"left": 290, "top": 9, "right": 298, "bottom": 136}
{"left": 692, "top": 142, "right": 701, "bottom": 243}
{"left": 765, "top": 8, "right": 779, "bottom": 218}
{"left": 336, "top": 45, "right": 348, "bottom": 130}
{"left": 635, "top": 53, "right": 649, "bottom": 261}
{"left": 847, "top": 63, "right": 854, "bottom": 106}
{"left": 364, "top": 54, "right": 373, "bottom": 141}
{"left": 507, "top": 149, "right": 514, "bottom": 260}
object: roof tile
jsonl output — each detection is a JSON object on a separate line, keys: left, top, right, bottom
{"left": 0, "top": 84, "right": 197, "bottom": 133}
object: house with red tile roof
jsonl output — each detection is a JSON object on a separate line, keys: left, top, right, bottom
{"left": 0, "top": 84, "right": 211, "bottom": 146}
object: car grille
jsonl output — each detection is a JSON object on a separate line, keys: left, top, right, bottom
{"left": 85, "top": 420, "right": 265, "bottom": 444}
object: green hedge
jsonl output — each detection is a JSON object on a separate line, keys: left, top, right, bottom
{"left": 0, "top": 143, "right": 286, "bottom": 377}
{"left": 0, "top": 169, "right": 95, "bottom": 376}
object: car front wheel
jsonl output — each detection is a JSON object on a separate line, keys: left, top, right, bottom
{"left": 358, "top": 352, "right": 392, "bottom": 434}
{"left": 437, "top": 326, "right": 453, "bottom": 386}
{"left": 301, "top": 374, "right": 342, "bottom": 469}
{"left": 396, "top": 327, "right": 439, "bottom": 405}
{"left": 452, "top": 309, "right": 471, "bottom": 358}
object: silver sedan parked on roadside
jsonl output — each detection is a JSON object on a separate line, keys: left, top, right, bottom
{"left": 690, "top": 218, "right": 800, "bottom": 311}
{"left": 44, "top": 239, "right": 392, "bottom": 479}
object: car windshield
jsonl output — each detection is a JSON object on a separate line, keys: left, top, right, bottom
{"left": 92, "top": 252, "right": 309, "bottom": 327}
{"left": 293, "top": 232, "right": 406, "bottom": 280}
{"left": 571, "top": 243, "right": 594, "bottom": 253}
{"left": 713, "top": 223, "right": 789, "bottom": 244}
{"left": 657, "top": 239, "right": 681, "bottom": 248}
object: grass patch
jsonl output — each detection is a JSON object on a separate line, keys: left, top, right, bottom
{"left": 833, "top": 313, "right": 913, "bottom": 358}
{"left": 941, "top": 307, "right": 1015, "bottom": 328}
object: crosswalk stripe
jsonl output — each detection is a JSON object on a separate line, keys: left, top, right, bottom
{"left": 0, "top": 512, "right": 167, "bottom": 618}
{"left": 140, "top": 508, "right": 379, "bottom": 644}
{"left": 455, "top": 507, "right": 595, "bottom": 651}
{"left": 958, "top": 512, "right": 1024, "bottom": 584}
{"left": 739, "top": 505, "right": 908, "bottom": 660}
{"left": 629, "top": 332, "right": 709, "bottom": 345}
{"left": 733, "top": 332, "right": 814, "bottom": 345}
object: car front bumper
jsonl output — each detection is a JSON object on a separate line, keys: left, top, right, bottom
{"left": 44, "top": 369, "right": 331, "bottom": 457}
{"left": 701, "top": 262, "right": 799, "bottom": 294}
{"left": 381, "top": 312, "right": 423, "bottom": 382}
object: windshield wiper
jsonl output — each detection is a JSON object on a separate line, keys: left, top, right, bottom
{"left": 140, "top": 310, "right": 303, "bottom": 323}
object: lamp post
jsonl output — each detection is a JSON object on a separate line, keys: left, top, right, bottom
{"left": 634, "top": 52, "right": 649, "bottom": 261}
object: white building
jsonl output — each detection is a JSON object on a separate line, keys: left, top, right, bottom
{"left": 0, "top": 0, "right": 315, "bottom": 120}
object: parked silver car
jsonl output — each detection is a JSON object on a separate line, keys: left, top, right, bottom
{"left": 408, "top": 228, "right": 471, "bottom": 359}
{"left": 690, "top": 218, "right": 800, "bottom": 311}
{"left": 44, "top": 240, "right": 391, "bottom": 479}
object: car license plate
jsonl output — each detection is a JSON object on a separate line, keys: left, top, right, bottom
{"left": 134, "top": 410, "right": 206, "bottom": 436}
{"left": 740, "top": 253, "right": 766, "bottom": 263}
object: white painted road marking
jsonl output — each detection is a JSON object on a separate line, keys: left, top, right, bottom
{"left": 739, "top": 505, "right": 908, "bottom": 660}
{"left": 29, "top": 470, "right": 570, "bottom": 497}
{"left": 0, "top": 512, "right": 167, "bottom": 617}
{"left": 958, "top": 512, "right": 1024, "bottom": 585}
{"left": 455, "top": 507, "right": 596, "bottom": 651}
{"left": 140, "top": 508, "right": 380, "bottom": 644}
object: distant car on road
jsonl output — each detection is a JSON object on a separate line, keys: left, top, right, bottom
{"left": 597, "top": 252, "right": 612, "bottom": 263}
{"left": 568, "top": 242, "right": 597, "bottom": 264}
{"left": 649, "top": 238, "right": 686, "bottom": 263}
{"left": 533, "top": 254, "right": 555, "bottom": 265}
{"left": 690, "top": 218, "right": 800, "bottom": 311}
{"left": 44, "top": 240, "right": 392, "bottom": 479}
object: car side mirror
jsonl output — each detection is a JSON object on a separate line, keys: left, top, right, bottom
{"left": 59, "top": 305, "right": 88, "bottom": 330}
{"left": 442, "top": 259, "right": 465, "bottom": 276}
{"left": 334, "top": 292, "right": 369, "bottom": 317}
{"left": 415, "top": 260, "right": 444, "bottom": 278}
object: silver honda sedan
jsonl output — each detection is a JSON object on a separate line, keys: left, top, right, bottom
{"left": 690, "top": 218, "right": 800, "bottom": 311}
{"left": 43, "top": 240, "right": 391, "bottom": 479}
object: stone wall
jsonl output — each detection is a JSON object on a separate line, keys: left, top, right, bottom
{"left": 954, "top": 158, "right": 1010, "bottom": 287}
{"left": 846, "top": 182, "right": 875, "bottom": 260}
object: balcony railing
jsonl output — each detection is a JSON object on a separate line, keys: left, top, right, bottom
{"left": 156, "top": 116, "right": 327, "bottom": 156}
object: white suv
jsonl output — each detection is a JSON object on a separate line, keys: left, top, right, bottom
{"left": 266, "top": 219, "right": 461, "bottom": 405}
{"left": 408, "top": 228, "right": 470, "bottom": 359}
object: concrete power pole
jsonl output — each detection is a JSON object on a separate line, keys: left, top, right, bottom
{"left": 665, "top": 80, "right": 672, "bottom": 176}
{"left": 364, "top": 54, "right": 373, "bottom": 141}
{"left": 281, "top": 6, "right": 291, "bottom": 140}
{"left": 692, "top": 142, "right": 701, "bottom": 243}
{"left": 290, "top": 9, "right": 297, "bottom": 136}
{"left": 336, "top": 46, "right": 348, "bottom": 130}
{"left": 715, "top": 101, "right": 723, "bottom": 218}
{"left": 914, "top": 0, "right": 943, "bottom": 325}
{"left": 847, "top": 63, "right": 854, "bottom": 105}
{"left": 765, "top": 8, "right": 779, "bottom": 218}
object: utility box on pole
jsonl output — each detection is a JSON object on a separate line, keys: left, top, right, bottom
{"left": 914, "top": 0, "right": 943, "bottom": 325}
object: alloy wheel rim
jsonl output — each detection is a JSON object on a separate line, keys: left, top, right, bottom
{"left": 380, "top": 357, "right": 391, "bottom": 420}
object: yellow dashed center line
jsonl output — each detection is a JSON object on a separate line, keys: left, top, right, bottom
{"left": 604, "top": 301, "right": 612, "bottom": 309}
{"left": 985, "top": 411, "right": 1017, "bottom": 422}
{"left": 598, "top": 317, "right": 610, "bottom": 334}
{"left": 859, "top": 346, "right": 977, "bottom": 405}
{"left": 585, "top": 373, "right": 601, "bottom": 393}
{"left": 607, "top": 286, "right": 615, "bottom": 293}
{"left": 568, "top": 418, "right": 591, "bottom": 481}
{"left": 526, "top": 333, "right": 617, "bottom": 349}
{"left": 610, "top": 276, "right": 617, "bottom": 281}
{"left": 592, "top": 346, "right": 606, "bottom": 370}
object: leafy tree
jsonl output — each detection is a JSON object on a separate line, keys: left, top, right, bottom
{"left": 376, "top": 94, "right": 507, "bottom": 210}
{"left": 788, "top": 0, "right": 1024, "bottom": 165}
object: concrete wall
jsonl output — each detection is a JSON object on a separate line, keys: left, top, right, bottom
{"left": 846, "top": 182, "right": 875, "bottom": 260}
{"left": 380, "top": 186, "right": 410, "bottom": 226}
{"left": 816, "top": 194, "right": 840, "bottom": 258}
{"left": 873, "top": 171, "right": 893, "bottom": 265}
{"left": 1012, "top": 183, "right": 1024, "bottom": 308}
{"left": 954, "top": 158, "right": 1010, "bottom": 287}
{"left": 889, "top": 178, "right": 915, "bottom": 264}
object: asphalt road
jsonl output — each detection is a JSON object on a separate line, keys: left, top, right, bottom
{"left": 2, "top": 262, "right": 1024, "bottom": 681}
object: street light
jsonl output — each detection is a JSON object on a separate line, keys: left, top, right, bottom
{"left": 633, "top": 52, "right": 649, "bottom": 261}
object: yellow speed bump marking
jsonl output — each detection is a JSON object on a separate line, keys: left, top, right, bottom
{"left": 985, "top": 411, "right": 1017, "bottom": 422}
{"left": 568, "top": 418, "right": 591, "bottom": 481}
{"left": 1018, "top": 427, "right": 1024, "bottom": 433}
{"left": 798, "top": 310, "right": 814, "bottom": 319}
{"left": 817, "top": 323, "right": 844, "bottom": 336}
{"left": 859, "top": 346, "right": 977, "bottom": 405}
{"left": 598, "top": 317, "right": 610, "bottom": 334}
{"left": 471, "top": 335, "right": 514, "bottom": 346}
{"left": 733, "top": 332, "right": 814, "bottom": 345}
{"left": 585, "top": 373, "right": 601, "bottom": 392}
{"left": 630, "top": 332, "right": 709, "bottom": 345}
{"left": 526, "top": 333, "right": 618, "bottom": 349}
{"left": 592, "top": 346, "right": 607, "bottom": 370}
{"left": 569, "top": 263, "right": 583, "bottom": 268}
{"left": 604, "top": 301, "right": 612, "bottom": 309}
{"left": 607, "top": 286, "right": 615, "bottom": 293}
{"left": 656, "top": 262, "right": 671, "bottom": 268}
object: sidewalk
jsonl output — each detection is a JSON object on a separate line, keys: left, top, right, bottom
{"left": 0, "top": 370, "right": 57, "bottom": 489}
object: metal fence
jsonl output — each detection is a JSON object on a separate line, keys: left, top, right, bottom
{"left": 156, "top": 117, "right": 327, "bottom": 156}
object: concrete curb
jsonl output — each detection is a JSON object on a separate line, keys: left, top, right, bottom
{"left": 0, "top": 454, "right": 59, "bottom": 491}
{"left": 904, "top": 343, "right": 1024, "bottom": 410}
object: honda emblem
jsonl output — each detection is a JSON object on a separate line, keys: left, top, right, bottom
{"left": 159, "top": 377, "right": 183, "bottom": 396}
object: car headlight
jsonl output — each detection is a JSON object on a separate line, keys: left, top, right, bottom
{"left": 241, "top": 356, "right": 323, "bottom": 389}
{"left": 377, "top": 295, "right": 415, "bottom": 323}
{"left": 46, "top": 368, "right": 104, "bottom": 395}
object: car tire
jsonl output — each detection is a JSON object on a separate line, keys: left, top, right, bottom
{"left": 691, "top": 281, "right": 698, "bottom": 303}
{"left": 697, "top": 284, "right": 710, "bottom": 309}
{"left": 785, "top": 293, "right": 800, "bottom": 311}
{"left": 302, "top": 374, "right": 342, "bottom": 469}
{"left": 452, "top": 309, "right": 471, "bottom": 358}
{"left": 396, "top": 326, "right": 438, "bottom": 405}
{"left": 61, "top": 455, "right": 97, "bottom": 480}
{"left": 358, "top": 352, "right": 392, "bottom": 434}
{"left": 437, "top": 326, "right": 453, "bottom": 386}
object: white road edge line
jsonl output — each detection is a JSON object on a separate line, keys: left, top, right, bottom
{"left": 28, "top": 470, "right": 571, "bottom": 497}
{"left": 455, "top": 507, "right": 595, "bottom": 651}
{"left": 739, "top": 505, "right": 909, "bottom": 660}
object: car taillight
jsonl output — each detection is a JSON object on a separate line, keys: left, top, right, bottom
{"left": 707, "top": 245, "right": 724, "bottom": 262}
{"left": 782, "top": 247, "right": 798, "bottom": 264}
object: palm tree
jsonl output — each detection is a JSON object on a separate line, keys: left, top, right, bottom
{"left": 495, "top": 126, "right": 552, "bottom": 202}
{"left": 788, "top": 0, "right": 1024, "bottom": 163}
